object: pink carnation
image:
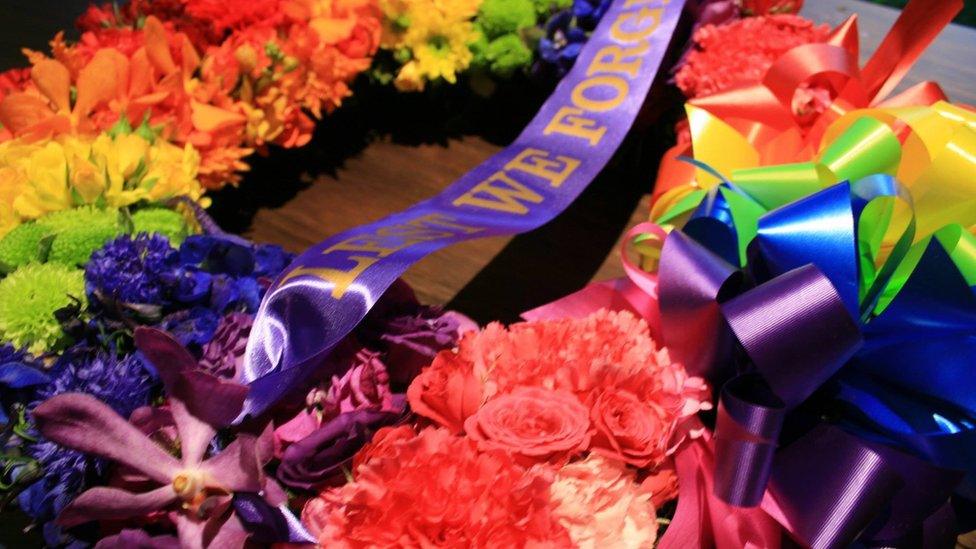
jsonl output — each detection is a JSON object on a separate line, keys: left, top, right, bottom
{"left": 550, "top": 454, "right": 658, "bottom": 548}
{"left": 408, "top": 309, "right": 710, "bottom": 470}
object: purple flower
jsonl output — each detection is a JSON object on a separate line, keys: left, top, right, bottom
{"left": 179, "top": 235, "right": 254, "bottom": 276}
{"left": 200, "top": 312, "right": 253, "bottom": 380}
{"left": 253, "top": 244, "right": 291, "bottom": 279}
{"left": 164, "top": 266, "right": 213, "bottom": 303}
{"left": 32, "top": 328, "right": 266, "bottom": 548}
{"left": 273, "top": 350, "right": 398, "bottom": 457}
{"left": 377, "top": 310, "right": 476, "bottom": 385}
{"left": 276, "top": 401, "right": 406, "bottom": 491}
{"left": 85, "top": 234, "right": 176, "bottom": 306}
{"left": 0, "top": 345, "right": 46, "bottom": 424}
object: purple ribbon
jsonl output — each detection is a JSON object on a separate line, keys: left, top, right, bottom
{"left": 241, "top": 0, "right": 687, "bottom": 419}
{"left": 658, "top": 227, "right": 965, "bottom": 546}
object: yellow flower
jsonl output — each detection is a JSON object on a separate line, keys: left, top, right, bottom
{"left": 380, "top": 0, "right": 482, "bottom": 91}
{"left": 0, "top": 132, "right": 207, "bottom": 238}
{"left": 15, "top": 141, "right": 72, "bottom": 219}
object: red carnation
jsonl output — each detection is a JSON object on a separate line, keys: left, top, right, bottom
{"left": 675, "top": 14, "right": 830, "bottom": 99}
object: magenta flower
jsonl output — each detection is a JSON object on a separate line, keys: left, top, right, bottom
{"left": 272, "top": 350, "right": 398, "bottom": 458}
{"left": 33, "top": 328, "right": 262, "bottom": 548}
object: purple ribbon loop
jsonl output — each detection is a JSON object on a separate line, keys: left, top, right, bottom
{"left": 658, "top": 229, "right": 739, "bottom": 381}
{"left": 714, "top": 373, "right": 785, "bottom": 507}
{"left": 770, "top": 425, "right": 904, "bottom": 549}
{"left": 722, "top": 264, "right": 862, "bottom": 409}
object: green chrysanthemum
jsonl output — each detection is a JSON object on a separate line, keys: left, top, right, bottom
{"left": 532, "top": 0, "right": 572, "bottom": 15}
{"left": 0, "top": 263, "right": 85, "bottom": 354}
{"left": 478, "top": 0, "right": 537, "bottom": 39}
{"left": 0, "top": 223, "right": 51, "bottom": 270}
{"left": 38, "top": 207, "right": 124, "bottom": 267}
{"left": 484, "top": 34, "right": 533, "bottom": 78}
{"left": 131, "top": 207, "right": 189, "bottom": 245}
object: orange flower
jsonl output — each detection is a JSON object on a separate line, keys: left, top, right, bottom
{"left": 0, "top": 17, "right": 252, "bottom": 189}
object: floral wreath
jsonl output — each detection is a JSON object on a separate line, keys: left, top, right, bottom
{"left": 1, "top": 0, "right": 974, "bottom": 547}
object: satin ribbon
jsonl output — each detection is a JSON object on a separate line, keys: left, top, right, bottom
{"left": 240, "top": 0, "right": 687, "bottom": 419}
{"left": 652, "top": 104, "right": 976, "bottom": 313}
{"left": 652, "top": 0, "right": 966, "bottom": 220}
{"left": 642, "top": 176, "right": 976, "bottom": 546}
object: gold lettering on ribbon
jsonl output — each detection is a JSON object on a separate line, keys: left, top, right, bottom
{"left": 452, "top": 170, "right": 545, "bottom": 214}
{"left": 544, "top": 106, "right": 607, "bottom": 146}
{"left": 587, "top": 42, "right": 649, "bottom": 78}
{"left": 279, "top": 214, "right": 483, "bottom": 298}
{"left": 610, "top": 7, "right": 662, "bottom": 42}
{"left": 544, "top": 3, "right": 663, "bottom": 145}
{"left": 505, "top": 148, "right": 581, "bottom": 188}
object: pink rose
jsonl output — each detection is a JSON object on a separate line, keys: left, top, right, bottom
{"left": 464, "top": 387, "right": 590, "bottom": 465}
{"left": 589, "top": 389, "right": 672, "bottom": 468}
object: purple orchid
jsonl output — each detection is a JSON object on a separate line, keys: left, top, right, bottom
{"left": 32, "top": 328, "right": 263, "bottom": 549}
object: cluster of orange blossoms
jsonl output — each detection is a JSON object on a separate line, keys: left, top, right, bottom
{"left": 0, "top": 0, "right": 382, "bottom": 189}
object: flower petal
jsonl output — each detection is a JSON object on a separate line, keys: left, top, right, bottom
{"left": 171, "top": 398, "right": 215, "bottom": 468}
{"left": 34, "top": 393, "right": 180, "bottom": 484}
{"left": 202, "top": 434, "right": 262, "bottom": 493}
{"left": 94, "top": 529, "right": 180, "bottom": 549}
{"left": 177, "top": 370, "right": 248, "bottom": 428}
{"left": 134, "top": 326, "right": 197, "bottom": 395}
{"left": 30, "top": 59, "right": 71, "bottom": 112}
{"left": 57, "top": 485, "right": 178, "bottom": 528}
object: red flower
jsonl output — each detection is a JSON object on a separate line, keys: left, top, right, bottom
{"left": 303, "top": 427, "right": 573, "bottom": 547}
{"left": 675, "top": 14, "right": 830, "bottom": 99}
{"left": 407, "top": 351, "right": 485, "bottom": 433}
{"left": 182, "top": 0, "right": 284, "bottom": 34}
{"left": 407, "top": 310, "right": 711, "bottom": 470}
{"left": 464, "top": 387, "right": 590, "bottom": 465}
{"left": 741, "top": 0, "right": 804, "bottom": 16}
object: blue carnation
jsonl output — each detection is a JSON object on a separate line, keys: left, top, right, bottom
{"left": 85, "top": 234, "right": 176, "bottom": 305}
{"left": 20, "top": 348, "right": 155, "bottom": 533}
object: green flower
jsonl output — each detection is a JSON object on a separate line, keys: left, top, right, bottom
{"left": 38, "top": 207, "right": 124, "bottom": 267}
{"left": 0, "top": 263, "right": 85, "bottom": 354}
{"left": 0, "top": 223, "right": 51, "bottom": 270}
{"left": 478, "top": 0, "right": 537, "bottom": 39}
{"left": 131, "top": 207, "right": 189, "bottom": 246}
{"left": 484, "top": 34, "right": 534, "bottom": 78}
{"left": 532, "top": 0, "right": 572, "bottom": 16}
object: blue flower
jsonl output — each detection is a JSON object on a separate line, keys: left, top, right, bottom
{"left": 164, "top": 266, "right": 214, "bottom": 304}
{"left": 0, "top": 345, "right": 47, "bottom": 425}
{"left": 254, "top": 244, "right": 291, "bottom": 279}
{"left": 537, "top": 10, "right": 589, "bottom": 76}
{"left": 572, "top": 0, "right": 612, "bottom": 29}
{"left": 160, "top": 307, "right": 221, "bottom": 350}
{"left": 85, "top": 234, "right": 176, "bottom": 306}
{"left": 180, "top": 235, "right": 254, "bottom": 276}
{"left": 20, "top": 348, "right": 155, "bottom": 531}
